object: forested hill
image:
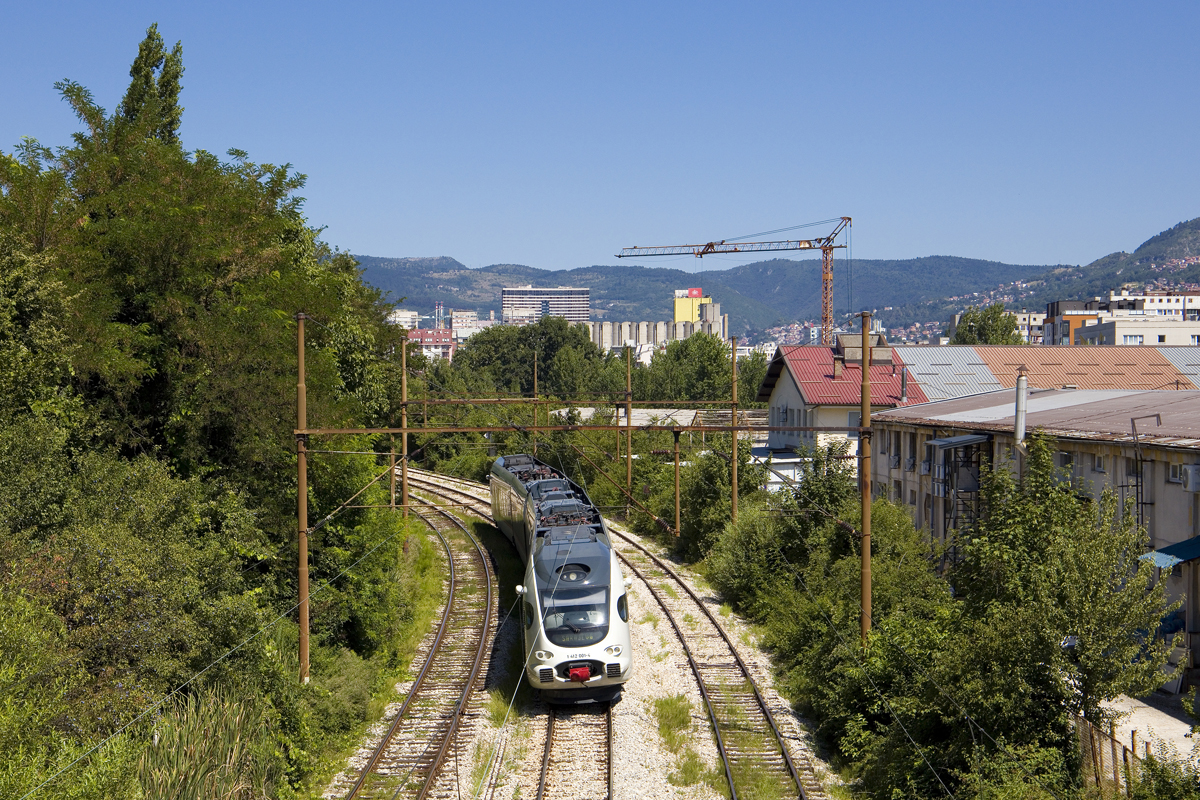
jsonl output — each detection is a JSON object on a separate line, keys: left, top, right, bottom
{"left": 874, "top": 216, "right": 1200, "bottom": 329}
{"left": 357, "top": 253, "right": 1060, "bottom": 333}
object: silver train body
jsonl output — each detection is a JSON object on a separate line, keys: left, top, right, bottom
{"left": 489, "top": 454, "right": 632, "bottom": 704}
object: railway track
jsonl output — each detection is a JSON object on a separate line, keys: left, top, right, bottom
{"left": 535, "top": 703, "right": 614, "bottom": 800}
{"left": 334, "top": 498, "right": 495, "bottom": 800}
{"left": 406, "top": 467, "right": 820, "bottom": 800}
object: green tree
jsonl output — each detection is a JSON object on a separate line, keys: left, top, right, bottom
{"left": 955, "top": 435, "right": 1180, "bottom": 723}
{"left": 951, "top": 302, "right": 1024, "bottom": 345}
{"left": 945, "top": 303, "right": 1022, "bottom": 345}
{"left": 118, "top": 23, "right": 185, "bottom": 143}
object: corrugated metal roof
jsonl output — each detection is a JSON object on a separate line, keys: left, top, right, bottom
{"left": 876, "top": 389, "right": 1200, "bottom": 449}
{"left": 971, "top": 346, "right": 1192, "bottom": 391}
{"left": 1152, "top": 347, "right": 1200, "bottom": 388}
{"left": 933, "top": 390, "right": 1142, "bottom": 423}
{"left": 781, "top": 346, "right": 929, "bottom": 407}
{"left": 891, "top": 346, "right": 1002, "bottom": 400}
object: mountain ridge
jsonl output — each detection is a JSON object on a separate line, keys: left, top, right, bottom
{"left": 356, "top": 216, "right": 1200, "bottom": 335}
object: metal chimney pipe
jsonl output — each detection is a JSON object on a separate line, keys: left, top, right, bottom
{"left": 1015, "top": 366, "right": 1028, "bottom": 445}
{"left": 900, "top": 366, "right": 908, "bottom": 403}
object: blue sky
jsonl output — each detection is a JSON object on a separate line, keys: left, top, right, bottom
{"left": 3, "top": 1, "right": 1198, "bottom": 272}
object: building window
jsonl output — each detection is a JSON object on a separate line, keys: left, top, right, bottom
{"left": 1192, "top": 335, "right": 1200, "bottom": 345}
{"left": 1159, "top": 335, "right": 1167, "bottom": 343}
{"left": 848, "top": 411, "right": 860, "bottom": 439}
{"left": 892, "top": 480, "right": 902, "bottom": 501}
{"left": 1169, "top": 463, "right": 1183, "bottom": 483}
{"left": 1123, "top": 335, "right": 1144, "bottom": 345}
{"left": 879, "top": 431, "right": 888, "bottom": 454}
{"left": 909, "top": 489, "right": 916, "bottom": 505}
{"left": 1093, "top": 454, "right": 1106, "bottom": 473}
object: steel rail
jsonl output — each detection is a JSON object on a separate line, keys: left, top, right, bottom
{"left": 406, "top": 468, "right": 809, "bottom": 799}
{"left": 407, "top": 472, "right": 616, "bottom": 800}
{"left": 342, "top": 511, "right": 458, "bottom": 800}
{"left": 298, "top": 424, "right": 867, "bottom": 435}
{"left": 535, "top": 709, "right": 555, "bottom": 800}
{"left": 413, "top": 499, "right": 494, "bottom": 800}
{"left": 618, "top": 553, "right": 738, "bottom": 798}
{"left": 533, "top": 704, "right": 613, "bottom": 800}
{"left": 408, "top": 473, "right": 737, "bottom": 797}
{"left": 608, "top": 537, "right": 806, "bottom": 798}
{"left": 342, "top": 497, "right": 494, "bottom": 800}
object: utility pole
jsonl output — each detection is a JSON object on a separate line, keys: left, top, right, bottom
{"left": 401, "top": 335, "right": 409, "bottom": 518}
{"left": 532, "top": 351, "right": 538, "bottom": 457}
{"left": 296, "top": 313, "right": 310, "bottom": 684}
{"left": 731, "top": 337, "right": 739, "bottom": 524}
{"left": 625, "top": 346, "right": 633, "bottom": 497}
{"left": 674, "top": 428, "right": 681, "bottom": 536}
{"left": 860, "top": 312, "right": 872, "bottom": 646}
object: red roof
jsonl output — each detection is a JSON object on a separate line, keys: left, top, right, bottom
{"left": 766, "top": 345, "right": 929, "bottom": 407}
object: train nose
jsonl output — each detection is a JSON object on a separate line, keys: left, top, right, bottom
{"left": 568, "top": 665, "right": 591, "bottom": 682}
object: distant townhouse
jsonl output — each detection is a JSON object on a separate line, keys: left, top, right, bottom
{"left": 408, "top": 328, "right": 456, "bottom": 361}
{"left": 755, "top": 334, "right": 928, "bottom": 455}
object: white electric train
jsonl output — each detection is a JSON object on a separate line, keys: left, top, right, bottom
{"left": 489, "top": 454, "right": 632, "bottom": 704}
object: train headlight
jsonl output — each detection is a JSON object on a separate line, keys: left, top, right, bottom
{"left": 604, "top": 645, "right": 622, "bottom": 656}
{"left": 535, "top": 650, "right": 554, "bottom": 662}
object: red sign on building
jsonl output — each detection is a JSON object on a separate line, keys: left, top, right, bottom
{"left": 687, "top": 287, "right": 702, "bottom": 298}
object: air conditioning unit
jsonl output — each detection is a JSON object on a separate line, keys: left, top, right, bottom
{"left": 1182, "top": 465, "right": 1200, "bottom": 493}
{"left": 919, "top": 460, "right": 931, "bottom": 475}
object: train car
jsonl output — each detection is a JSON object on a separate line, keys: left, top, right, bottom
{"left": 489, "top": 454, "right": 632, "bottom": 704}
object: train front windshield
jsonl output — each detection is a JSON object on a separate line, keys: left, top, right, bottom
{"left": 542, "top": 588, "right": 609, "bottom": 647}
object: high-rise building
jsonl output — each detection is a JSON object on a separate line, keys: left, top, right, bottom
{"left": 673, "top": 288, "right": 712, "bottom": 323}
{"left": 501, "top": 285, "right": 590, "bottom": 325}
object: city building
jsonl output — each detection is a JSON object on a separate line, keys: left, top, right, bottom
{"left": 872, "top": 388, "right": 1200, "bottom": 691}
{"left": 1075, "top": 318, "right": 1200, "bottom": 347}
{"left": 408, "top": 328, "right": 456, "bottom": 361}
{"left": 1012, "top": 310, "right": 1045, "bottom": 343}
{"left": 1109, "top": 289, "right": 1200, "bottom": 320}
{"left": 388, "top": 309, "right": 420, "bottom": 329}
{"left": 673, "top": 288, "right": 712, "bottom": 323}
{"left": 501, "top": 285, "right": 590, "bottom": 325}
{"left": 1042, "top": 296, "right": 1145, "bottom": 345}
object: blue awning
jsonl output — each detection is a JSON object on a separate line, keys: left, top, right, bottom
{"left": 1141, "top": 537, "right": 1200, "bottom": 569}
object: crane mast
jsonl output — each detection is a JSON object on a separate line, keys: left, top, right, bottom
{"left": 617, "top": 217, "right": 851, "bottom": 345}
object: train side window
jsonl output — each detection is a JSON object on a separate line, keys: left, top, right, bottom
{"left": 617, "top": 594, "right": 628, "bottom": 622}
{"left": 523, "top": 602, "right": 536, "bottom": 630}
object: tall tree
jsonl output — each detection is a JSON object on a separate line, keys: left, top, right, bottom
{"left": 951, "top": 302, "right": 1024, "bottom": 345}
{"left": 117, "top": 23, "right": 184, "bottom": 143}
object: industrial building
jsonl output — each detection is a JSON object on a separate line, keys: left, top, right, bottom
{"left": 673, "top": 288, "right": 712, "bottom": 323}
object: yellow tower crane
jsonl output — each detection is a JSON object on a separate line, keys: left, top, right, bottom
{"left": 616, "top": 216, "right": 851, "bottom": 345}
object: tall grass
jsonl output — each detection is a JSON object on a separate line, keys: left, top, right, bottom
{"left": 138, "top": 690, "right": 279, "bottom": 800}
